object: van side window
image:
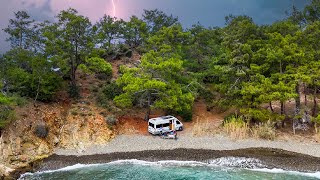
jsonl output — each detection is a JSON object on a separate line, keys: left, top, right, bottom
{"left": 156, "top": 124, "right": 161, "bottom": 128}
{"left": 176, "top": 121, "right": 181, "bottom": 124}
{"left": 149, "top": 122, "right": 154, "bottom": 127}
{"left": 163, "top": 123, "right": 169, "bottom": 127}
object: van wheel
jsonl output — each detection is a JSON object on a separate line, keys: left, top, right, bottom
{"left": 179, "top": 127, "right": 183, "bottom": 131}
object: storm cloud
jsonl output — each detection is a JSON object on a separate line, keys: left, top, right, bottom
{"left": 0, "top": 0, "right": 309, "bottom": 53}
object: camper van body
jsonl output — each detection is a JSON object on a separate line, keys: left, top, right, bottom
{"left": 148, "top": 115, "right": 183, "bottom": 135}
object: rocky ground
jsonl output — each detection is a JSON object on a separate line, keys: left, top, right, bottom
{"left": 54, "top": 134, "right": 320, "bottom": 158}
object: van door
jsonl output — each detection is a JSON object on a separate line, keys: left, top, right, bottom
{"left": 175, "top": 120, "right": 183, "bottom": 130}
{"left": 169, "top": 120, "right": 173, "bottom": 130}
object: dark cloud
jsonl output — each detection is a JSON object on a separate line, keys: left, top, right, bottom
{"left": 0, "top": 0, "right": 53, "bottom": 53}
{"left": 0, "top": 0, "right": 310, "bottom": 54}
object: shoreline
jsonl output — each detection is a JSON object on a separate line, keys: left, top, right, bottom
{"left": 8, "top": 135, "right": 320, "bottom": 179}
{"left": 26, "top": 148, "right": 320, "bottom": 174}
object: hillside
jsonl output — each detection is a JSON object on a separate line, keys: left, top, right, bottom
{"left": 1, "top": 2, "right": 320, "bottom": 177}
{"left": 1, "top": 50, "right": 320, "bottom": 178}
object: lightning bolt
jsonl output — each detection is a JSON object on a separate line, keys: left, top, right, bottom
{"left": 111, "top": 0, "right": 116, "bottom": 17}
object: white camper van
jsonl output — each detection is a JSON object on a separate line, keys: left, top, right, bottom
{"left": 148, "top": 115, "right": 183, "bottom": 135}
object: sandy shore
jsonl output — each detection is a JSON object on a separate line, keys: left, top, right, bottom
{"left": 54, "top": 134, "right": 320, "bottom": 158}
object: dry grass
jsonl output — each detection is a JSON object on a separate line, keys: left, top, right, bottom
{"left": 192, "top": 118, "right": 215, "bottom": 137}
{"left": 223, "top": 116, "right": 249, "bottom": 140}
{"left": 251, "top": 121, "right": 276, "bottom": 140}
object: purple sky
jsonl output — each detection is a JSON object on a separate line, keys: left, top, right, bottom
{"left": 0, "top": 0, "right": 308, "bottom": 53}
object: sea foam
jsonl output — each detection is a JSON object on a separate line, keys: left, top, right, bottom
{"left": 250, "top": 168, "right": 320, "bottom": 179}
{"left": 19, "top": 158, "right": 320, "bottom": 179}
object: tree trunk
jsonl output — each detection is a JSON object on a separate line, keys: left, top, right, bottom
{"left": 312, "top": 87, "right": 318, "bottom": 116}
{"left": 280, "top": 101, "right": 285, "bottom": 115}
{"left": 269, "top": 102, "right": 274, "bottom": 113}
{"left": 19, "top": 31, "right": 22, "bottom": 48}
{"left": 144, "top": 92, "right": 151, "bottom": 121}
{"left": 293, "top": 118, "right": 296, "bottom": 135}
{"left": 281, "top": 101, "right": 286, "bottom": 128}
{"left": 34, "top": 76, "right": 41, "bottom": 102}
{"left": 295, "top": 83, "right": 301, "bottom": 114}
{"left": 304, "top": 83, "right": 307, "bottom": 106}
{"left": 71, "top": 57, "right": 76, "bottom": 86}
{"left": 108, "top": 39, "right": 111, "bottom": 48}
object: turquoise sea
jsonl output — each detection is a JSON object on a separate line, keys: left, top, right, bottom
{"left": 19, "top": 158, "right": 320, "bottom": 180}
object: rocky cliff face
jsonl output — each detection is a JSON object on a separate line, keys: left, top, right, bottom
{"left": 0, "top": 99, "right": 114, "bottom": 177}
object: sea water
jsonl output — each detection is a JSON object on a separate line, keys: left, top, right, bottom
{"left": 19, "top": 158, "right": 320, "bottom": 180}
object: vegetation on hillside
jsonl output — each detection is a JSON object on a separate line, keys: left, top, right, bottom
{"left": 1, "top": 0, "right": 320, "bottom": 136}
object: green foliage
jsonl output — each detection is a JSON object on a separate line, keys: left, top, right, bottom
{"left": 1, "top": 48, "right": 62, "bottom": 101}
{"left": 3, "top": 11, "right": 35, "bottom": 49}
{"left": 303, "top": 0, "right": 320, "bottom": 24}
{"left": 97, "top": 82, "right": 123, "bottom": 108}
{"left": 114, "top": 45, "right": 195, "bottom": 115}
{"left": 101, "top": 82, "right": 123, "bottom": 100}
{"left": 176, "top": 108, "right": 193, "bottom": 122}
{"left": 142, "top": 9, "right": 179, "bottom": 34}
{"left": 240, "top": 108, "right": 285, "bottom": 122}
{"left": 0, "top": 106, "right": 15, "bottom": 129}
{"left": 0, "top": 93, "right": 15, "bottom": 129}
{"left": 95, "top": 15, "right": 124, "bottom": 48}
{"left": 80, "top": 57, "right": 112, "bottom": 80}
{"left": 185, "top": 25, "right": 223, "bottom": 74}
{"left": 145, "top": 25, "right": 191, "bottom": 54}
{"left": 44, "top": 8, "right": 94, "bottom": 98}
{"left": 2, "top": 2, "right": 320, "bottom": 137}
{"left": 313, "top": 114, "right": 320, "bottom": 125}
{"left": 123, "top": 16, "right": 148, "bottom": 49}
{"left": 68, "top": 84, "right": 80, "bottom": 99}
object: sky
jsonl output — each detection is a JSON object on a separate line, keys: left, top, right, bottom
{"left": 0, "top": 0, "right": 309, "bottom": 54}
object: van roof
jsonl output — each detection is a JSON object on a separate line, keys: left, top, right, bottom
{"left": 148, "top": 115, "right": 177, "bottom": 123}
{"left": 161, "top": 115, "right": 175, "bottom": 119}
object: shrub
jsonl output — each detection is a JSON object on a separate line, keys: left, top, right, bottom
{"left": 102, "top": 82, "right": 123, "bottom": 100}
{"left": 9, "top": 94, "right": 27, "bottom": 106}
{"left": 251, "top": 121, "right": 276, "bottom": 140}
{"left": 177, "top": 108, "right": 193, "bottom": 122}
{"left": 34, "top": 123, "right": 49, "bottom": 138}
{"left": 68, "top": 84, "right": 80, "bottom": 99}
{"left": 223, "top": 115, "right": 249, "bottom": 139}
{"left": 240, "top": 108, "right": 284, "bottom": 123}
{"left": 78, "top": 57, "right": 112, "bottom": 80}
{"left": 97, "top": 82, "right": 123, "bottom": 108}
{"left": 0, "top": 106, "right": 15, "bottom": 129}
{"left": 312, "top": 114, "right": 320, "bottom": 132}
{"left": 105, "top": 115, "right": 117, "bottom": 126}
{"left": 96, "top": 93, "right": 109, "bottom": 108}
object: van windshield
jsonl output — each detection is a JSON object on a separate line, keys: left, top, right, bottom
{"left": 149, "top": 122, "right": 154, "bottom": 128}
